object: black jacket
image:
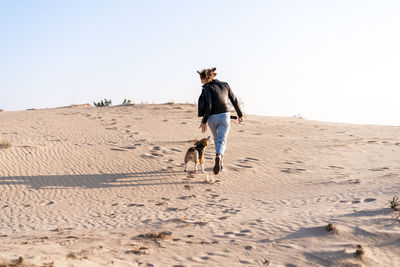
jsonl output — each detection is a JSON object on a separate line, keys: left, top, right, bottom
{"left": 198, "top": 79, "right": 243, "bottom": 124}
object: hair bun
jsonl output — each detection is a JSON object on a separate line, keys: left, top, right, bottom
{"left": 197, "top": 67, "right": 217, "bottom": 83}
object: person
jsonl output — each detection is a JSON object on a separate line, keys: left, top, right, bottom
{"left": 197, "top": 67, "right": 243, "bottom": 175}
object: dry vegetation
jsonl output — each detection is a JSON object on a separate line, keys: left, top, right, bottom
{"left": 390, "top": 195, "right": 400, "bottom": 211}
{"left": 0, "top": 256, "right": 54, "bottom": 267}
{"left": 137, "top": 231, "right": 172, "bottom": 240}
{"left": 326, "top": 223, "right": 338, "bottom": 234}
{"left": 390, "top": 195, "right": 400, "bottom": 219}
{"left": 0, "top": 140, "right": 11, "bottom": 149}
{"left": 355, "top": 244, "right": 365, "bottom": 259}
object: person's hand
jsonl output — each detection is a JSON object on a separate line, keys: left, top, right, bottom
{"left": 199, "top": 123, "right": 207, "bottom": 133}
{"left": 238, "top": 117, "right": 243, "bottom": 124}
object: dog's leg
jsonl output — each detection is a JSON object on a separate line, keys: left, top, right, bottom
{"left": 199, "top": 154, "right": 206, "bottom": 173}
{"left": 194, "top": 150, "right": 199, "bottom": 173}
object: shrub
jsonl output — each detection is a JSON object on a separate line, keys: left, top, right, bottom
{"left": 122, "top": 99, "right": 132, "bottom": 105}
{"left": 390, "top": 195, "right": 400, "bottom": 220}
{"left": 293, "top": 114, "right": 304, "bottom": 119}
{"left": 0, "top": 140, "right": 11, "bottom": 149}
{"left": 93, "top": 99, "right": 112, "bottom": 107}
{"left": 390, "top": 195, "right": 400, "bottom": 211}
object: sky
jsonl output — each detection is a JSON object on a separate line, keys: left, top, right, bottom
{"left": 1, "top": 0, "right": 400, "bottom": 125}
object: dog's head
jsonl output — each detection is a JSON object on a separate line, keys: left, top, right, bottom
{"left": 195, "top": 136, "right": 211, "bottom": 147}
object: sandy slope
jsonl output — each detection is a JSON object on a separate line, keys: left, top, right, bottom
{"left": 0, "top": 104, "right": 399, "bottom": 266}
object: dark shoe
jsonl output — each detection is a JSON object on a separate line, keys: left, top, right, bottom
{"left": 213, "top": 155, "right": 221, "bottom": 175}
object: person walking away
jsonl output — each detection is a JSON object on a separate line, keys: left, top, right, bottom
{"left": 197, "top": 67, "right": 243, "bottom": 174}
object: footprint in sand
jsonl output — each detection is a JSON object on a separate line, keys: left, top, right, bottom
{"left": 129, "top": 143, "right": 140, "bottom": 147}
{"left": 141, "top": 153, "right": 156, "bottom": 159}
{"left": 177, "top": 195, "right": 196, "bottom": 200}
{"left": 329, "top": 165, "right": 344, "bottom": 169}
{"left": 128, "top": 203, "right": 145, "bottom": 207}
{"left": 369, "top": 167, "right": 390, "bottom": 171}
{"left": 122, "top": 146, "right": 137, "bottom": 150}
{"left": 222, "top": 208, "right": 241, "bottom": 215}
{"left": 363, "top": 198, "right": 377, "bottom": 203}
{"left": 280, "top": 168, "right": 306, "bottom": 173}
{"left": 224, "top": 231, "right": 235, "bottom": 235}
{"left": 236, "top": 164, "right": 253, "bottom": 169}
{"left": 111, "top": 148, "right": 126, "bottom": 152}
{"left": 185, "top": 173, "right": 195, "bottom": 179}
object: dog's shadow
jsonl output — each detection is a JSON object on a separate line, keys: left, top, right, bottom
{"left": 0, "top": 169, "right": 205, "bottom": 190}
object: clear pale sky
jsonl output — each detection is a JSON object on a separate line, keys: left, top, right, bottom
{"left": 1, "top": 1, "right": 400, "bottom": 125}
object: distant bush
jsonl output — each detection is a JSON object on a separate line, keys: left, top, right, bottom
{"left": 122, "top": 99, "right": 132, "bottom": 105}
{"left": 94, "top": 99, "right": 112, "bottom": 107}
{"left": 0, "top": 140, "right": 11, "bottom": 149}
{"left": 293, "top": 114, "right": 304, "bottom": 119}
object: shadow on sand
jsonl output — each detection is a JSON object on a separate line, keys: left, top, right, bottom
{"left": 0, "top": 169, "right": 206, "bottom": 190}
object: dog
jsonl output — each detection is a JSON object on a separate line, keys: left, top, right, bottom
{"left": 184, "top": 136, "right": 211, "bottom": 173}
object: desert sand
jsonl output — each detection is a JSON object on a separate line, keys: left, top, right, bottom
{"left": 0, "top": 103, "right": 399, "bottom": 266}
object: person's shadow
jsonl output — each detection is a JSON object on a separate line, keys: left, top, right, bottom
{"left": 0, "top": 169, "right": 204, "bottom": 190}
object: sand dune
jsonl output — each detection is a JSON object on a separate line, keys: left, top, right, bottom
{"left": 0, "top": 104, "right": 399, "bottom": 266}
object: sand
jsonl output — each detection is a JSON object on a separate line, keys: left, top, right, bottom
{"left": 0, "top": 103, "right": 399, "bottom": 266}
